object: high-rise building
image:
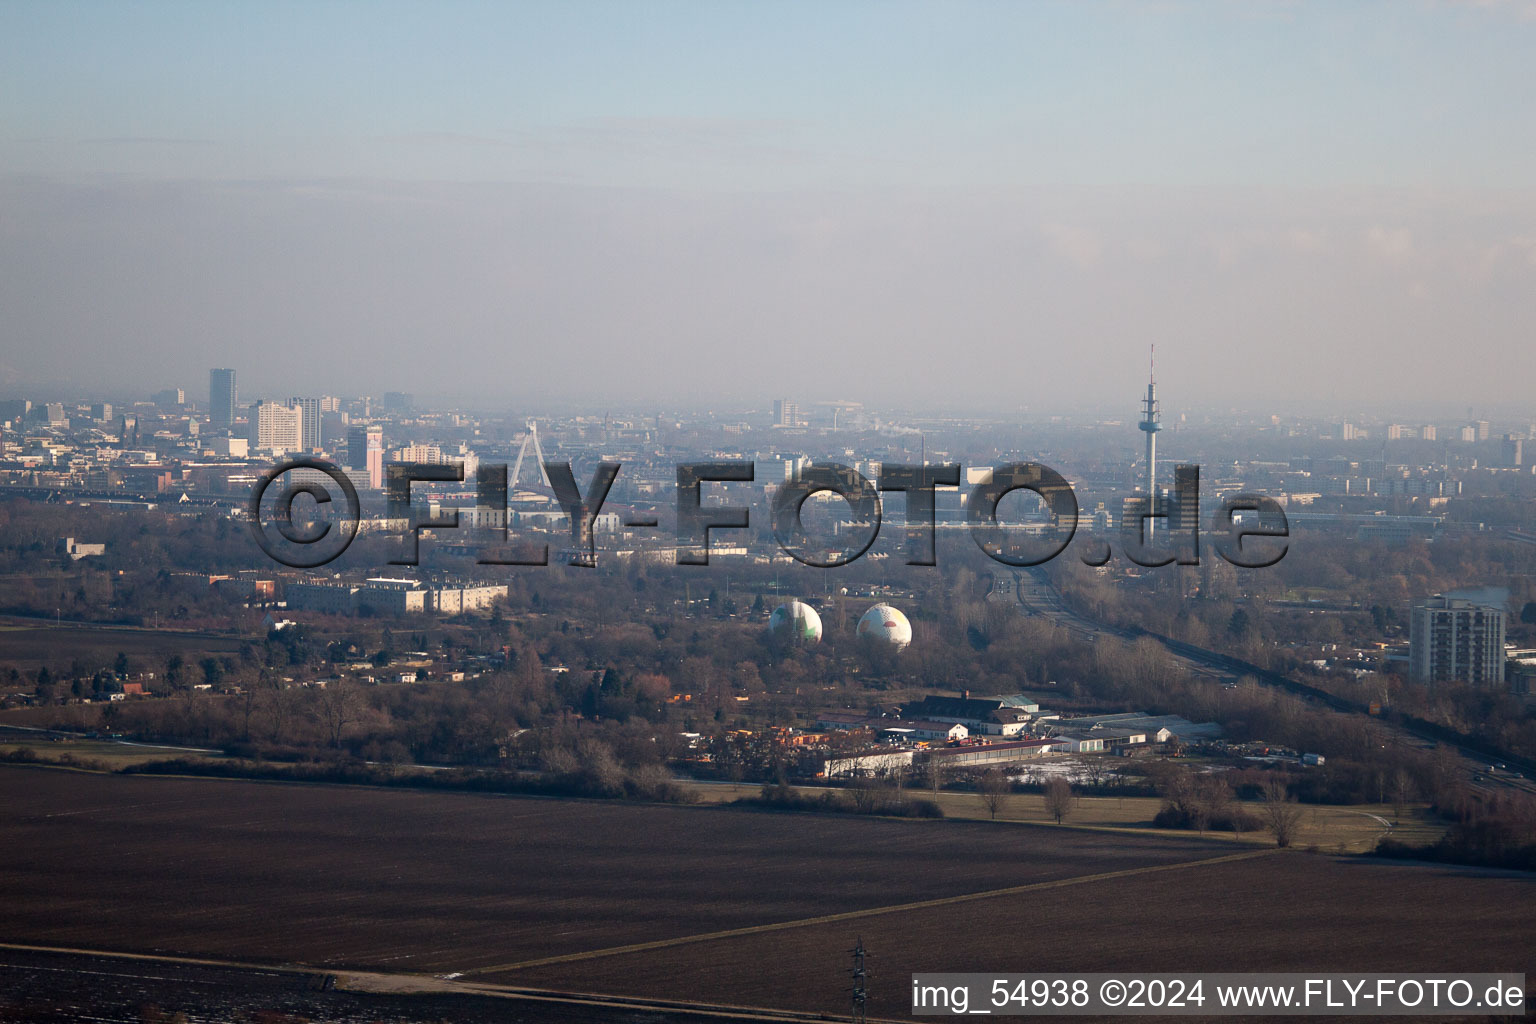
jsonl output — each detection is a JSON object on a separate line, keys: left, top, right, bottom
{"left": 1339, "top": 422, "right": 1357, "bottom": 441}
{"left": 1476, "top": 419, "right": 1491, "bottom": 441}
{"left": 210, "top": 368, "right": 237, "bottom": 430}
{"left": 1459, "top": 425, "right": 1477, "bottom": 443}
{"left": 152, "top": 388, "right": 185, "bottom": 408}
{"left": 1420, "top": 424, "right": 1437, "bottom": 442}
{"left": 347, "top": 425, "right": 384, "bottom": 489}
{"left": 289, "top": 397, "right": 322, "bottom": 451}
{"left": 772, "top": 399, "right": 800, "bottom": 428}
{"left": 346, "top": 425, "right": 370, "bottom": 470}
{"left": 1410, "top": 590, "right": 1507, "bottom": 688}
{"left": 250, "top": 400, "right": 302, "bottom": 453}
{"left": 1501, "top": 435, "right": 1523, "bottom": 467}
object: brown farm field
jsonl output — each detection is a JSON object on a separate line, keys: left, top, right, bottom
{"left": 0, "top": 766, "right": 1531, "bottom": 1021}
{"left": 0, "top": 618, "right": 246, "bottom": 673}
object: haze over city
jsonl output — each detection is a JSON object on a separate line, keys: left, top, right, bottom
{"left": 2, "top": 4, "right": 1535, "bottom": 1022}
{"left": 3, "top": 0, "right": 1536, "bottom": 412}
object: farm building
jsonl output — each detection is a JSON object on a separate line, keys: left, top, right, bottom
{"left": 920, "top": 738, "right": 1057, "bottom": 769}
{"left": 900, "top": 693, "right": 1037, "bottom": 737}
{"left": 815, "top": 712, "right": 880, "bottom": 731}
{"left": 880, "top": 721, "right": 968, "bottom": 743}
{"left": 1048, "top": 733, "right": 1106, "bottom": 753}
{"left": 1057, "top": 712, "right": 1222, "bottom": 742}
{"left": 823, "top": 749, "right": 914, "bottom": 778}
{"left": 1087, "top": 728, "right": 1147, "bottom": 749}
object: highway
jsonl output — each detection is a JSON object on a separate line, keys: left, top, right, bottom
{"left": 1005, "top": 569, "right": 1536, "bottom": 798}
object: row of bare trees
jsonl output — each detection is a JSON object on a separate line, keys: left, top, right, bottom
{"left": 972, "top": 769, "right": 1074, "bottom": 824}
{"left": 1150, "top": 764, "right": 1304, "bottom": 845}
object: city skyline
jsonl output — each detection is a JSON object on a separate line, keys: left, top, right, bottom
{"left": 2, "top": 5, "right": 1533, "bottom": 1017}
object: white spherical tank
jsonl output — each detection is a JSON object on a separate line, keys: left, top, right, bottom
{"left": 857, "top": 604, "right": 912, "bottom": 650}
{"left": 769, "top": 600, "right": 823, "bottom": 642}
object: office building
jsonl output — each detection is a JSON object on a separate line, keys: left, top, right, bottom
{"left": 772, "top": 399, "right": 801, "bottom": 428}
{"left": 210, "top": 368, "right": 237, "bottom": 430}
{"left": 289, "top": 397, "right": 322, "bottom": 452}
{"left": 1410, "top": 590, "right": 1507, "bottom": 688}
{"left": 347, "top": 425, "right": 384, "bottom": 489}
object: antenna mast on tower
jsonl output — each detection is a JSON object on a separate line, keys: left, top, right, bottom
{"left": 1137, "top": 345, "right": 1162, "bottom": 541}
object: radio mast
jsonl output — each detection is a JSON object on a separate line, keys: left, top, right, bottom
{"left": 1137, "top": 346, "right": 1161, "bottom": 541}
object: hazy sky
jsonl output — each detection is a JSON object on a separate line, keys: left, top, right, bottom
{"left": 2, "top": 0, "right": 1534, "bottom": 415}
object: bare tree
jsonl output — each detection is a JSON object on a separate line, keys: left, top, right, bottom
{"left": 976, "top": 769, "right": 1011, "bottom": 820}
{"left": 850, "top": 775, "right": 881, "bottom": 814}
{"left": 850, "top": 775, "right": 904, "bottom": 815}
{"left": 1390, "top": 768, "right": 1416, "bottom": 825}
{"left": 236, "top": 682, "right": 259, "bottom": 742}
{"left": 1043, "top": 777, "right": 1073, "bottom": 824}
{"left": 1196, "top": 775, "right": 1235, "bottom": 836}
{"left": 1156, "top": 764, "right": 1199, "bottom": 825}
{"left": 540, "top": 742, "right": 580, "bottom": 776}
{"left": 577, "top": 737, "right": 627, "bottom": 796}
{"left": 926, "top": 755, "right": 947, "bottom": 797}
{"left": 313, "top": 679, "right": 365, "bottom": 749}
{"left": 256, "top": 681, "right": 300, "bottom": 745}
{"left": 1231, "top": 798, "right": 1248, "bottom": 841}
{"left": 1260, "top": 778, "right": 1303, "bottom": 848}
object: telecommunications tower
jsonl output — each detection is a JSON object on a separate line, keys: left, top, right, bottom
{"left": 1138, "top": 346, "right": 1161, "bottom": 540}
